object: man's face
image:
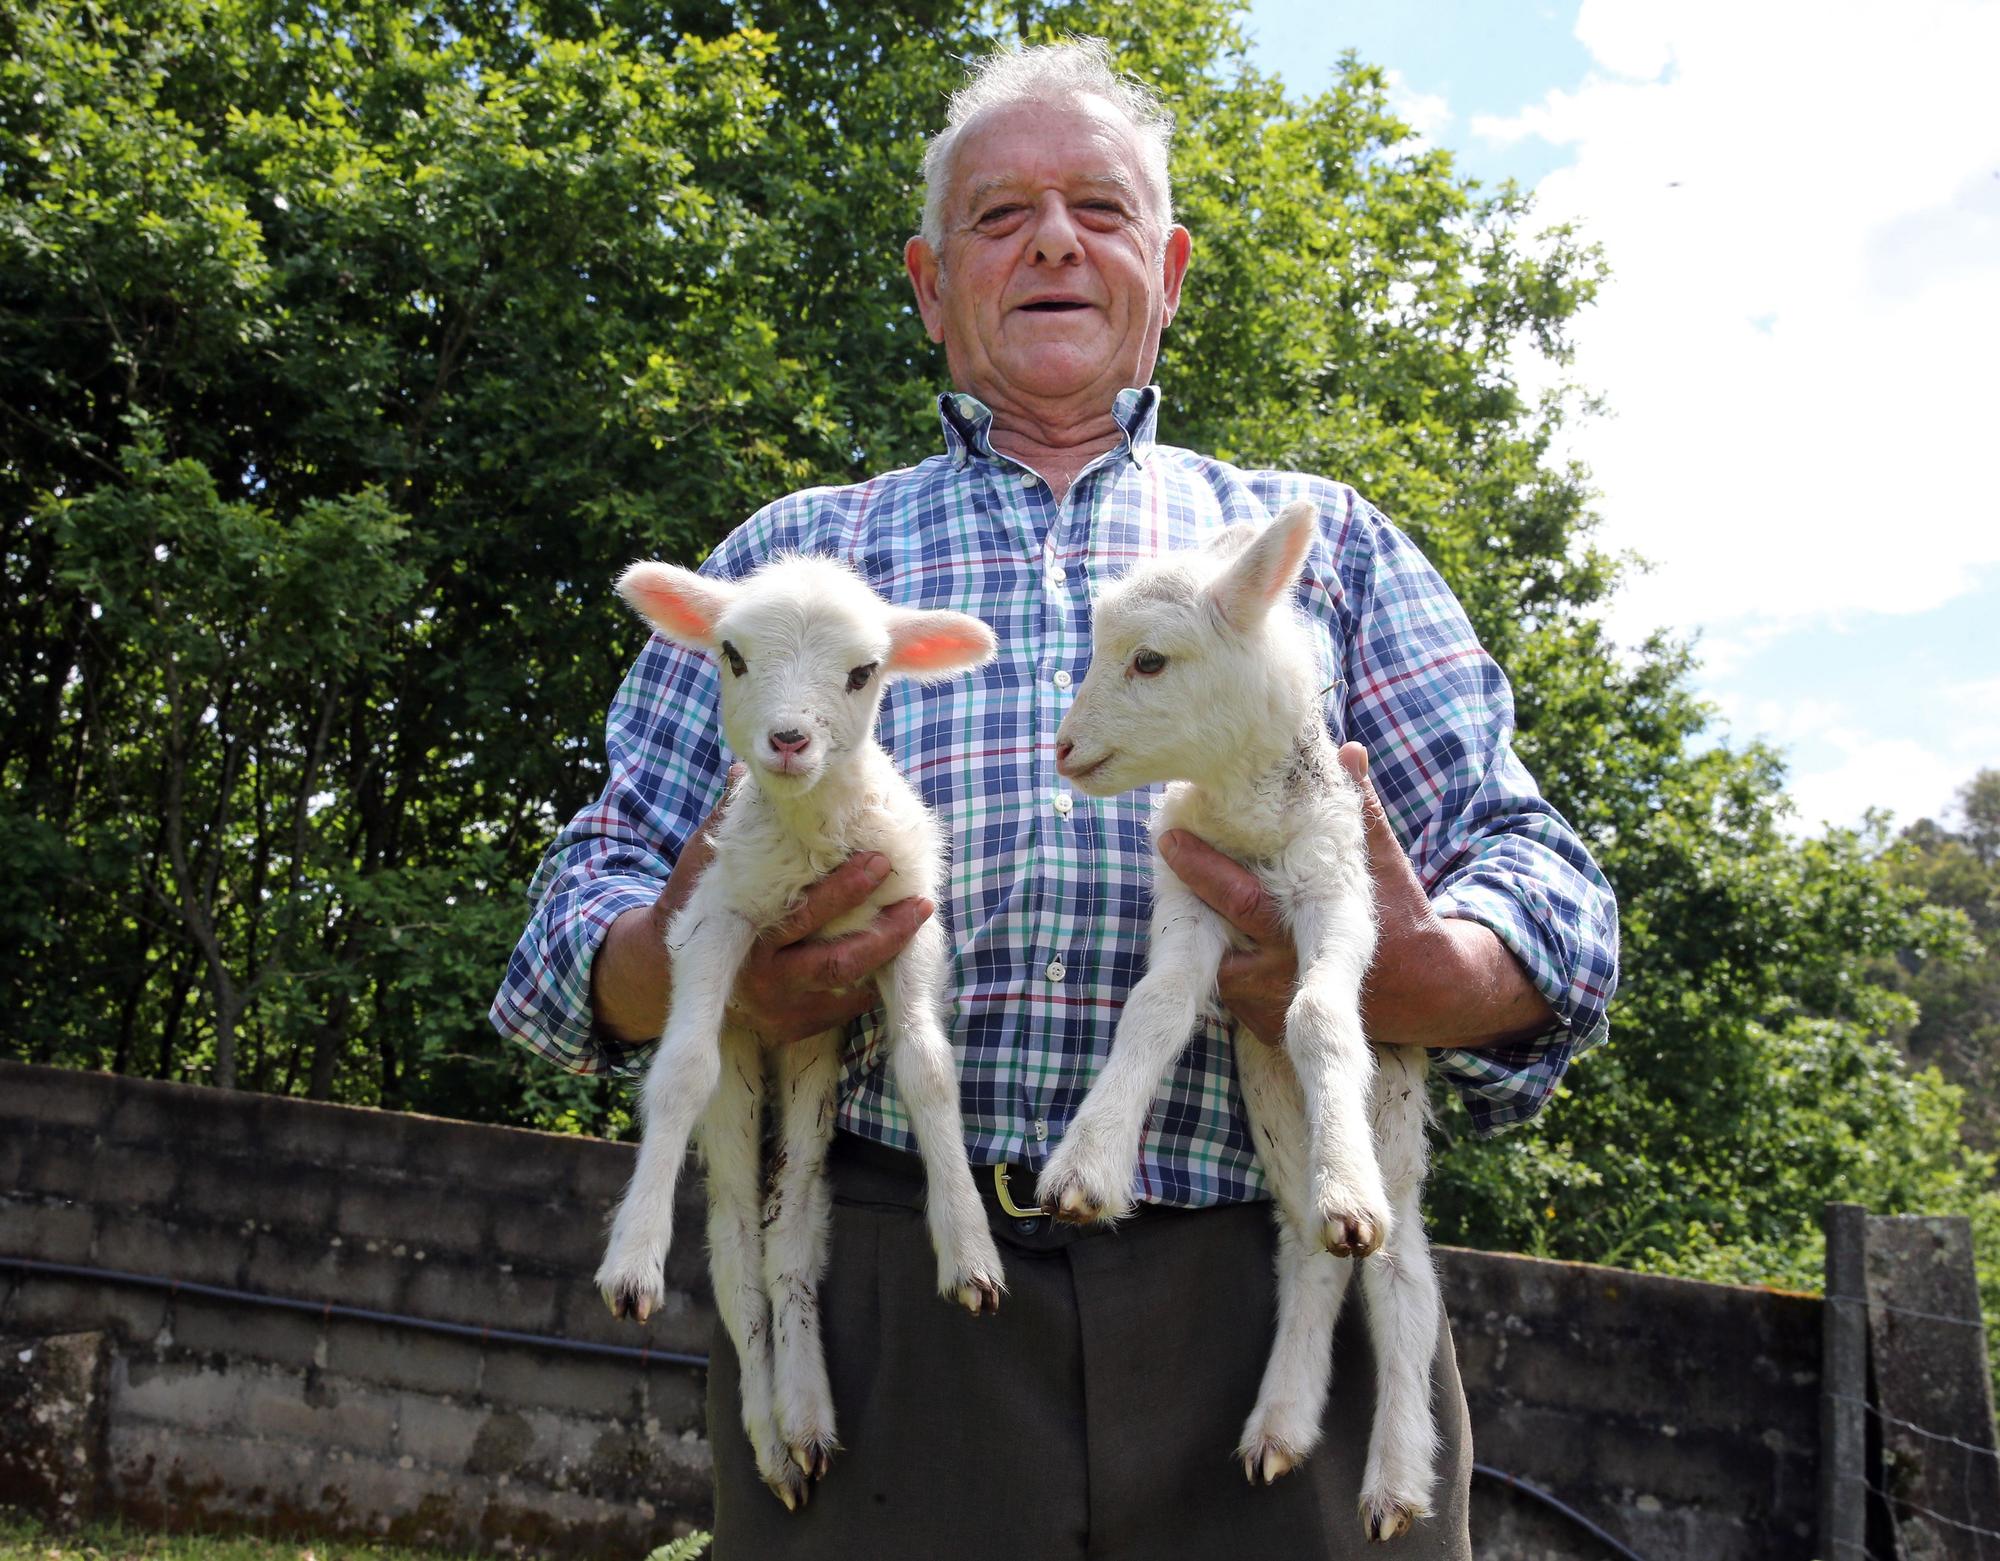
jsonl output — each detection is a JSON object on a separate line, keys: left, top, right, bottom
{"left": 906, "top": 95, "right": 1192, "bottom": 420}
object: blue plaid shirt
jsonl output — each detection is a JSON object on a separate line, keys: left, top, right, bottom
{"left": 492, "top": 387, "right": 1619, "bottom": 1207}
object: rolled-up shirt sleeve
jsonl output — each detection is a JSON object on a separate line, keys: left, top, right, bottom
{"left": 488, "top": 633, "right": 730, "bottom": 1074}
{"left": 1331, "top": 499, "right": 1620, "bottom": 1135}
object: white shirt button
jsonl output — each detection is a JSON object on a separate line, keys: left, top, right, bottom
{"left": 1052, "top": 791, "right": 1073, "bottom": 816}
{"left": 1052, "top": 668, "right": 1073, "bottom": 689}
{"left": 1032, "top": 1118, "right": 1049, "bottom": 1144}
{"left": 1046, "top": 567, "right": 1067, "bottom": 587}
{"left": 1020, "top": 471, "right": 1040, "bottom": 487}
{"left": 1045, "top": 958, "right": 1066, "bottom": 983}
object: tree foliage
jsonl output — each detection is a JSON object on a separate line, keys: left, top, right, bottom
{"left": 1881, "top": 771, "right": 2000, "bottom": 1151}
{"left": 4, "top": 0, "right": 1993, "bottom": 1351}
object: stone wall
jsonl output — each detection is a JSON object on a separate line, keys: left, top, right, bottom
{"left": 0, "top": 1060, "right": 1822, "bottom": 1558}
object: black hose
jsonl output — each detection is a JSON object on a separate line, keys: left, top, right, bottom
{"left": 1473, "top": 1461, "right": 1651, "bottom": 1561}
{"left": 0, "top": 1254, "right": 708, "bottom": 1368}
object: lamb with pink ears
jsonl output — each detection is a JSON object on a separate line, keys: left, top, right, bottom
{"left": 594, "top": 553, "right": 1005, "bottom": 1510}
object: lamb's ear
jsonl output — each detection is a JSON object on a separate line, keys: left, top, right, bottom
{"left": 884, "top": 607, "right": 999, "bottom": 681}
{"left": 614, "top": 562, "right": 735, "bottom": 650}
{"left": 1207, "top": 500, "right": 1318, "bottom": 633}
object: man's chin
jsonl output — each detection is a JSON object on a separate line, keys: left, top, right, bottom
{"left": 994, "top": 345, "right": 1121, "bottom": 403}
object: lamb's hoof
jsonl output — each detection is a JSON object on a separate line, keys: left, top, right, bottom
{"left": 953, "top": 1273, "right": 1004, "bottom": 1315}
{"left": 1037, "top": 1169, "right": 1117, "bottom": 1225}
{"left": 767, "top": 1460, "right": 811, "bottom": 1511}
{"left": 1240, "top": 1436, "right": 1300, "bottom": 1485}
{"left": 597, "top": 1276, "right": 662, "bottom": 1324}
{"left": 1361, "top": 1496, "right": 1422, "bottom": 1541}
{"left": 1317, "top": 1205, "right": 1388, "bottom": 1259}
{"left": 787, "top": 1434, "right": 837, "bottom": 1484}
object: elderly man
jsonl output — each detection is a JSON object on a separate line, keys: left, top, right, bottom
{"left": 493, "top": 39, "right": 1617, "bottom": 1561}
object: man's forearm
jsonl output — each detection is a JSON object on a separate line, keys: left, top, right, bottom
{"left": 591, "top": 901, "right": 673, "bottom": 1044}
{"left": 1369, "top": 914, "right": 1555, "bottom": 1050}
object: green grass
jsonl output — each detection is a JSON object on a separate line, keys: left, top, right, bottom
{"left": 0, "top": 1511, "right": 710, "bottom": 1561}
{"left": 0, "top": 1510, "right": 478, "bottom": 1561}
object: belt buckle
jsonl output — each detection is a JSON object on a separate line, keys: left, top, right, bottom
{"left": 993, "top": 1162, "right": 1042, "bottom": 1220}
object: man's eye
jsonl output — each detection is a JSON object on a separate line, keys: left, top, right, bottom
{"left": 845, "top": 662, "right": 878, "bottom": 693}
{"left": 1132, "top": 650, "right": 1167, "bottom": 676}
{"left": 721, "top": 641, "right": 747, "bottom": 677}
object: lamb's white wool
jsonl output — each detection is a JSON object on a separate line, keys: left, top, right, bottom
{"left": 593, "top": 554, "right": 1005, "bottom": 1512}
{"left": 1044, "top": 500, "right": 1442, "bottom": 1540}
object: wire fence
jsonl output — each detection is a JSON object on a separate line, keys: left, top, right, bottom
{"left": 1820, "top": 1206, "right": 2000, "bottom": 1561}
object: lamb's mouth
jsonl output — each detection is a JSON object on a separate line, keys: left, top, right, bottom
{"left": 1059, "top": 750, "right": 1113, "bottom": 782}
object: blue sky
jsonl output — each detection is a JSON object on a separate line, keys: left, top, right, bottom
{"left": 1237, "top": 0, "right": 2000, "bottom": 833}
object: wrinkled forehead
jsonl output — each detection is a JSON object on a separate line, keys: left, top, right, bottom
{"left": 946, "top": 93, "right": 1153, "bottom": 213}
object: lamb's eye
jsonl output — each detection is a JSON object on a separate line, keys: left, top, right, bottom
{"left": 1132, "top": 649, "right": 1168, "bottom": 676}
{"left": 845, "top": 661, "right": 879, "bottom": 693}
{"left": 720, "top": 640, "right": 747, "bottom": 678}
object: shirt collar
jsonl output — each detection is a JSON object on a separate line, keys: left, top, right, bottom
{"left": 937, "top": 386, "right": 1161, "bottom": 472}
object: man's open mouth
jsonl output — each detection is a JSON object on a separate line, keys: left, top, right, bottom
{"left": 1019, "top": 300, "right": 1090, "bottom": 312}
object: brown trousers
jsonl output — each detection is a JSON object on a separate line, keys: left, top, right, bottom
{"left": 707, "top": 1134, "right": 1473, "bottom": 1560}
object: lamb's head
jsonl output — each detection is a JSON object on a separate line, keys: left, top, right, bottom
{"left": 616, "top": 554, "right": 997, "bottom": 792}
{"left": 1055, "top": 500, "right": 1322, "bottom": 797}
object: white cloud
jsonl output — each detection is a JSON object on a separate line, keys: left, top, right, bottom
{"left": 1476, "top": 0, "right": 2000, "bottom": 646}
{"left": 1384, "top": 68, "right": 1453, "bottom": 142}
{"left": 1786, "top": 737, "right": 1970, "bottom": 835}
{"left": 1711, "top": 675, "right": 1996, "bottom": 833}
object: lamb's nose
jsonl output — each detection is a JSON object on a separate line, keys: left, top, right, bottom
{"left": 1056, "top": 738, "right": 1075, "bottom": 765}
{"left": 769, "top": 729, "right": 811, "bottom": 757}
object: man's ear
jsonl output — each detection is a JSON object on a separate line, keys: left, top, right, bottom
{"left": 1160, "top": 224, "right": 1192, "bottom": 329}
{"left": 905, "top": 235, "right": 947, "bottom": 344}
{"left": 614, "top": 562, "right": 735, "bottom": 650}
{"left": 884, "top": 607, "right": 998, "bottom": 680}
{"left": 1207, "top": 501, "right": 1318, "bottom": 633}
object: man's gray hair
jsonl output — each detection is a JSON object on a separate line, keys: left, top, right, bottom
{"left": 918, "top": 39, "right": 1176, "bottom": 252}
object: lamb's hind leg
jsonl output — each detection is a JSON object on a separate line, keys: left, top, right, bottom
{"left": 1234, "top": 1031, "right": 1354, "bottom": 1485}
{"left": 878, "top": 919, "right": 1004, "bottom": 1313}
{"left": 1357, "top": 1046, "right": 1441, "bottom": 1542}
{"left": 763, "top": 1029, "right": 842, "bottom": 1490}
{"left": 699, "top": 1027, "right": 802, "bottom": 1511}
{"left": 596, "top": 895, "right": 756, "bottom": 1320}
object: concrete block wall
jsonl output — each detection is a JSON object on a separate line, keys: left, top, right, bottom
{"left": 0, "top": 1059, "right": 711, "bottom": 1554}
{"left": 0, "top": 1060, "right": 1822, "bottom": 1557}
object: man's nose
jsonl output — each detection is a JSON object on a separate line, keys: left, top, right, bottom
{"left": 1029, "top": 194, "right": 1081, "bottom": 264}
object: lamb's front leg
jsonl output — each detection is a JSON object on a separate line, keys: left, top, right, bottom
{"left": 877, "top": 918, "right": 1004, "bottom": 1314}
{"left": 763, "top": 1029, "right": 842, "bottom": 1492}
{"left": 1357, "top": 1045, "right": 1442, "bottom": 1541}
{"left": 1285, "top": 891, "right": 1391, "bottom": 1257}
{"left": 596, "top": 889, "right": 757, "bottom": 1320}
{"left": 1233, "top": 1029, "right": 1354, "bottom": 1485}
{"left": 698, "top": 1026, "right": 801, "bottom": 1511}
{"left": 1038, "top": 869, "right": 1231, "bottom": 1223}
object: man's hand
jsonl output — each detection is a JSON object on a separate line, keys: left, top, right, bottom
{"left": 1155, "top": 743, "right": 1555, "bottom": 1050}
{"left": 590, "top": 764, "right": 935, "bottom": 1048}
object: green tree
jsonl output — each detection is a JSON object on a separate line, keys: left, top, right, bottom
{"left": 1882, "top": 770, "right": 2000, "bottom": 1150}
{"left": 3, "top": 0, "right": 833, "bottom": 1120}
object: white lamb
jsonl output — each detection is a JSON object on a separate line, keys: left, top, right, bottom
{"left": 594, "top": 554, "right": 1006, "bottom": 1511}
{"left": 1042, "top": 499, "right": 1440, "bottom": 1541}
